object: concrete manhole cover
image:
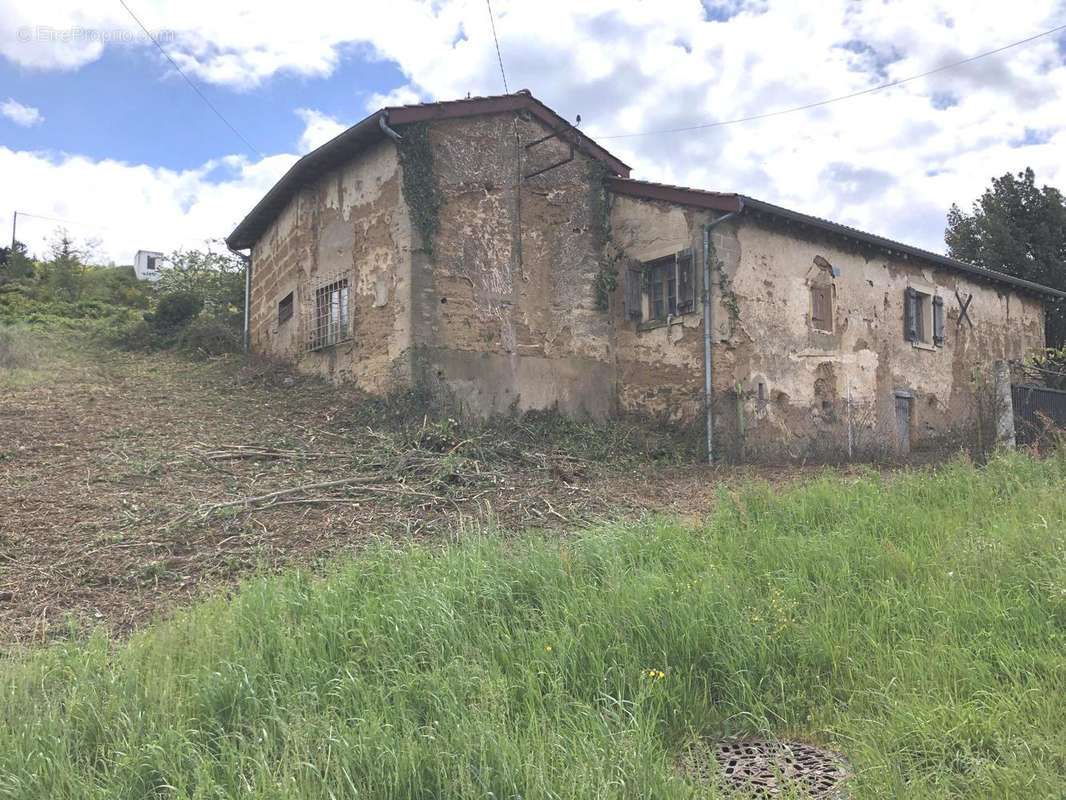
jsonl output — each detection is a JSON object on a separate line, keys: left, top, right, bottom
{"left": 677, "top": 738, "right": 851, "bottom": 798}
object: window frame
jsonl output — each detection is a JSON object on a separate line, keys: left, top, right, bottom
{"left": 309, "top": 276, "right": 351, "bottom": 351}
{"left": 905, "top": 285, "right": 943, "bottom": 349}
{"left": 277, "top": 291, "right": 294, "bottom": 326}
{"left": 645, "top": 256, "right": 676, "bottom": 322}
{"left": 635, "top": 248, "right": 695, "bottom": 326}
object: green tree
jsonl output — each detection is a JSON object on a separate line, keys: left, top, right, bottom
{"left": 41, "top": 231, "right": 94, "bottom": 303}
{"left": 156, "top": 245, "right": 245, "bottom": 326}
{"left": 946, "top": 168, "right": 1066, "bottom": 346}
{"left": 0, "top": 241, "right": 34, "bottom": 285}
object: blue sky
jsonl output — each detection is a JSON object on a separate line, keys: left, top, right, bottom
{"left": 0, "top": 44, "right": 405, "bottom": 169}
{"left": 1, "top": 0, "right": 1064, "bottom": 263}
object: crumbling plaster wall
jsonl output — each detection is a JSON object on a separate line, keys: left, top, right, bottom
{"left": 607, "top": 195, "right": 741, "bottom": 429}
{"left": 410, "top": 112, "right": 614, "bottom": 418}
{"left": 249, "top": 140, "right": 414, "bottom": 393}
{"left": 731, "top": 220, "right": 1045, "bottom": 459}
{"left": 607, "top": 193, "right": 1045, "bottom": 460}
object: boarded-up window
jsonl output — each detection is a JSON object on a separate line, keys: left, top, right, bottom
{"left": 810, "top": 284, "right": 832, "bottom": 332}
{"left": 310, "top": 277, "right": 350, "bottom": 350}
{"left": 278, "top": 291, "right": 294, "bottom": 325}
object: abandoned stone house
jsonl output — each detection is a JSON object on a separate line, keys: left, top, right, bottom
{"left": 226, "top": 90, "right": 1064, "bottom": 461}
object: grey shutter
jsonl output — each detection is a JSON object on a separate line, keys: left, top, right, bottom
{"left": 625, "top": 263, "right": 643, "bottom": 321}
{"left": 676, "top": 249, "right": 694, "bottom": 313}
{"left": 932, "top": 295, "right": 945, "bottom": 346}
{"left": 904, "top": 287, "right": 918, "bottom": 342}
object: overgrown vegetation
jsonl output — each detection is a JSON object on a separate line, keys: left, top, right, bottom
{"left": 0, "top": 231, "right": 244, "bottom": 357}
{"left": 947, "top": 167, "right": 1066, "bottom": 347}
{"left": 397, "top": 122, "right": 443, "bottom": 252}
{"left": 2, "top": 452, "right": 1064, "bottom": 798}
{"left": 0, "top": 324, "right": 41, "bottom": 373}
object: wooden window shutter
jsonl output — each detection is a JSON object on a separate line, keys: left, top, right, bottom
{"left": 904, "top": 287, "right": 918, "bottom": 342}
{"left": 625, "top": 263, "right": 643, "bottom": 320}
{"left": 676, "top": 249, "right": 694, "bottom": 313}
{"left": 932, "top": 295, "right": 945, "bottom": 346}
{"left": 810, "top": 285, "right": 830, "bottom": 331}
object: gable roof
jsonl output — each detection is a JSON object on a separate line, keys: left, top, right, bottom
{"left": 605, "top": 177, "right": 1066, "bottom": 300}
{"left": 226, "top": 91, "right": 631, "bottom": 250}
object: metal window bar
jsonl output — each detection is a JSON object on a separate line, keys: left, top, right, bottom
{"left": 308, "top": 276, "right": 350, "bottom": 351}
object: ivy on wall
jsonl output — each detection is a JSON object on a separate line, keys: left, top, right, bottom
{"left": 588, "top": 161, "right": 618, "bottom": 312}
{"left": 397, "top": 122, "right": 443, "bottom": 254}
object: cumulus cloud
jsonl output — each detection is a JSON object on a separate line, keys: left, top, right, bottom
{"left": 294, "top": 108, "right": 348, "bottom": 153}
{"left": 1, "top": 98, "right": 43, "bottom": 126}
{"left": 1, "top": 0, "right": 1065, "bottom": 253}
{"left": 0, "top": 147, "right": 296, "bottom": 264}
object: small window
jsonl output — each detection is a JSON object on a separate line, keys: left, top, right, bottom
{"left": 905, "top": 288, "right": 940, "bottom": 346}
{"left": 311, "top": 278, "right": 350, "bottom": 350}
{"left": 278, "top": 291, "right": 294, "bottom": 325}
{"left": 636, "top": 249, "right": 695, "bottom": 324}
{"left": 145, "top": 255, "right": 158, "bottom": 272}
{"left": 647, "top": 257, "right": 676, "bottom": 321}
{"left": 809, "top": 284, "right": 832, "bottom": 332}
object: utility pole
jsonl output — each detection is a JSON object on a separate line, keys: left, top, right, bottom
{"left": 10, "top": 210, "right": 16, "bottom": 249}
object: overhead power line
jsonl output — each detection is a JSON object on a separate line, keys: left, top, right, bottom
{"left": 598, "top": 22, "right": 1066, "bottom": 139}
{"left": 116, "top": 0, "right": 264, "bottom": 159}
{"left": 15, "top": 211, "right": 114, "bottom": 232}
{"left": 486, "top": 0, "right": 509, "bottom": 93}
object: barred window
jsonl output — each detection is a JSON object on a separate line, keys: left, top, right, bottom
{"left": 310, "top": 277, "right": 350, "bottom": 350}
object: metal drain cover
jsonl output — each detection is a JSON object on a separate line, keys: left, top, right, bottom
{"left": 678, "top": 738, "right": 850, "bottom": 798}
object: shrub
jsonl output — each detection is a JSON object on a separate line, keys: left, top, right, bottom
{"left": 152, "top": 291, "right": 203, "bottom": 332}
{"left": 177, "top": 317, "right": 242, "bottom": 357}
{"left": 0, "top": 324, "right": 40, "bottom": 370}
{"left": 105, "top": 318, "right": 166, "bottom": 351}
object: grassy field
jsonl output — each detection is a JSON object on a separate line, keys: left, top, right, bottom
{"left": 2, "top": 452, "right": 1064, "bottom": 798}
{"left": 2, "top": 326, "right": 753, "bottom": 645}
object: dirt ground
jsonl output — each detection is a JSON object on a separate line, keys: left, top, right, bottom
{"left": 1, "top": 337, "right": 824, "bottom": 647}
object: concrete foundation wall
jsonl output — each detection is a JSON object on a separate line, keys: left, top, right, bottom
{"left": 248, "top": 139, "right": 414, "bottom": 393}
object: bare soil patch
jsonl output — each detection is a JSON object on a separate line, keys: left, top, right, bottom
{"left": 1, "top": 338, "right": 820, "bottom": 646}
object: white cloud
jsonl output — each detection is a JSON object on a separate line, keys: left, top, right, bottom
{"left": 0, "top": 147, "right": 296, "bottom": 264}
{"left": 294, "top": 108, "right": 348, "bottom": 153}
{"left": 1, "top": 0, "right": 1065, "bottom": 253}
{"left": 1, "top": 98, "right": 43, "bottom": 126}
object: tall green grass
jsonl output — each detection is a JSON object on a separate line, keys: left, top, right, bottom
{"left": 2, "top": 453, "right": 1065, "bottom": 798}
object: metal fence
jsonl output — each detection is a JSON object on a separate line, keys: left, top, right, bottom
{"left": 1012, "top": 383, "right": 1066, "bottom": 445}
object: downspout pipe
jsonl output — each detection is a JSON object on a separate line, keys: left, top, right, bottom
{"left": 702, "top": 205, "right": 742, "bottom": 464}
{"left": 228, "top": 245, "right": 252, "bottom": 352}
{"left": 378, "top": 111, "right": 403, "bottom": 142}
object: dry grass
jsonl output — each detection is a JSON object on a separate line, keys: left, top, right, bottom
{"left": 0, "top": 333, "right": 827, "bottom": 646}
